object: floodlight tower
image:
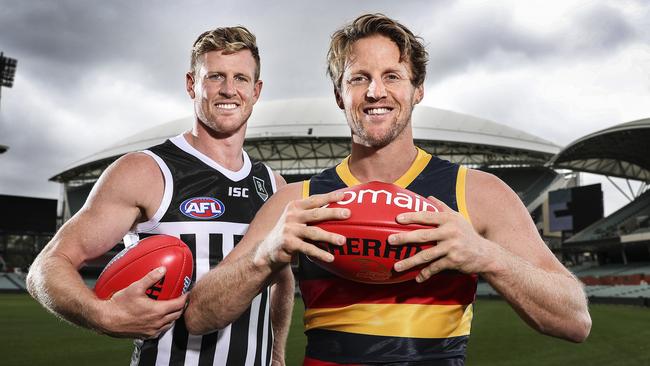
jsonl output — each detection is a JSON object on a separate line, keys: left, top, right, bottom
{"left": 0, "top": 52, "right": 17, "bottom": 102}
{"left": 0, "top": 52, "right": 17, "bottom": 154}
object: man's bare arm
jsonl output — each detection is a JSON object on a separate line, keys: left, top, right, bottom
{"left": 184, "top": 184, "right": 348, "bottom": 335}
{"left": 466, "top": 171, "right": 590, "bottom": 342}
{"left": 391, "top": 170, "right": 590, "bottom": 342}
{"left": 27, "top": 153, "right": 187, "bottom": 338}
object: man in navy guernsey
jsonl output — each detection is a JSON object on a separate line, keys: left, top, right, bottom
{"left": 185, "top": 14, "right": 592, "bottom": 365}
{"left": 27, "top": 26, "right": 294, "bottom": 365}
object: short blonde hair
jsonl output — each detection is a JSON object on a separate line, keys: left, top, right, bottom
{"left": 327, "top": 14, "right": 428, "bottom": 90}
{"left": 190, "top": 26, "right": 260, "bottom": 80}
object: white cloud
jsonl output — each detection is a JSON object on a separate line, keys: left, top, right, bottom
{"left": 423, "top": 41, "right": 650, "bottom": 145}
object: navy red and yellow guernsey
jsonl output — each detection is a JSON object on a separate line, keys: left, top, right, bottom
{"left": 298, "top": 148, "right": 478, "bottom": 366}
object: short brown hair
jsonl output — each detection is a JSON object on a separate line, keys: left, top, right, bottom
{"left": 190, "top": 26, "right": 260, "bottom": 80}
{"left": 327, "top": 13, "right": 428, "bottom": 90}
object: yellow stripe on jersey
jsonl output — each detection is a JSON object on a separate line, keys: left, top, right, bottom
{"left": 393, "top": 148, "right": 432, "bottom": 188}
{"left": 335, "top": 148, "right": 432, "bottom": 188}
{"left": 302, "top": 180, "right": 310, "bottom": 199}
{"left": 304, "top": 303, "right": 473, "bottom": 339}
{"left": 456, "top": 166, "right": 472, "bottom": 224}
{"left": 335, "top": 156, "right": 359, "bottom": 187}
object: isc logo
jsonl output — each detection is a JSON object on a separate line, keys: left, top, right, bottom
{"left": 228, "top": 187, "right": 249, "bottom": 198}
{"left": 180, "top": 197, "right": 225, "bottom": 219}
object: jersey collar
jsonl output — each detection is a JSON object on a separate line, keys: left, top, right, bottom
{"left": 170, "top": 134, "right": 252, "bottom": 182}
{"left": 335, "top": 147, "right": 432, "bottom": 188}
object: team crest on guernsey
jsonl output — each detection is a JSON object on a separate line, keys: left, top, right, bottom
{"left": 180, "top": 197, "right": 225, "bottom": 219}
{"left": 253, "top": 176, "right": 269, "bottom": 201}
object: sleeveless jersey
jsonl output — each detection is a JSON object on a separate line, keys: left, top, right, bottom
{"left": 298, "top": 148, "right": 478, "bottom": 366}
{"left": 128, "top": 135, "right": 277, "bottom": 366}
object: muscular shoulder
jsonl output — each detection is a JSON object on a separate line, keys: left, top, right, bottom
{"left": 465, "top": 169, "right": 528, "bottom": 235}
{"left": 86, "top": 152, "right": 163, "bottom": 220}
{"left": 94, "top": 153, "right": 160, "bottom": 193}
{"left": 110, "top": 151, "right": 160, "bottom": 174}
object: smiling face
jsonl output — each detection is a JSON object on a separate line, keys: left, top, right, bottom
{"left": 186, "top": 49, "right": 262, "bottom": 136}
{"left": 336, "top": 35, "right": 423, "bottom": 148}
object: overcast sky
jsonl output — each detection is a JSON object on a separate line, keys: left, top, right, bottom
{"left": 0, "top": 0, "right": 648, "bottom": 215}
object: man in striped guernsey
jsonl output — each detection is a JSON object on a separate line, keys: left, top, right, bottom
{"left": 27, "top": 26, "right": 294, "bottom": 366}
{"left": 186, "top": 13, "right": 591, "bottom": 365}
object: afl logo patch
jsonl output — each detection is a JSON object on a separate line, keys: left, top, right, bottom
{"left": 180, "top": 197, "right": 225, "bottom": 220}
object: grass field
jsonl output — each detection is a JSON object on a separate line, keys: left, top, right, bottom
{"left": 1, "top": 293, "right": 648, "bottom": 365}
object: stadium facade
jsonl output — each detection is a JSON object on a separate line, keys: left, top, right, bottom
{"left": 550, "top": 118, "right": 650, "bottom": 264}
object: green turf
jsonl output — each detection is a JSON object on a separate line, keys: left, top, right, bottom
{"left": 1, "top": 294, "right": 648, "bottom": 365}
{"left": 467, "top": 299, "right": 650, "bottom": 366}
{"left": 0, "top": 293, "right": 133, "bottom": 365}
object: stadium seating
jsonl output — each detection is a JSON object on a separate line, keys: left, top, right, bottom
{"left": 476, "top": 281, "right": 499, "bottom": 297}
{"left": 585, "top": 285, "right": 647, "bottom": 298}
{"left": 478, "top": 274, "right": 650, "bottom": 306}
{"left": 0, "top": 273, "right": 26, "bottom": 291}
{"left": 567, "top": 190, "right": 650, "bottom": 244}
{"left": 574, "top": 262, "right": 650, "bottom": 275}
{"left": 0, "top": 275, "right": 20, "bottom": 290}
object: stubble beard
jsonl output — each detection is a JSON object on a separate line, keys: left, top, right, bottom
{"left": 349, "top": 112, "right": 411, "bottom": 148}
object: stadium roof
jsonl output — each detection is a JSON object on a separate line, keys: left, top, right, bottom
{"left": 51, "top": 97, "right": 560, "bottom": 183}
{"left": 549, "top": 118, "right": 650, "bottom": 182}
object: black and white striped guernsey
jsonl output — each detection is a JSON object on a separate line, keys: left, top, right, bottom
{"left": 128, "top": 134, "right": 277, "bottom": 366}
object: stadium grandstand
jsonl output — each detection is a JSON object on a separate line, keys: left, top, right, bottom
{"left": 544, "top": 118, "right": 650, "bottom": 306}
{"left": 0, "top": 194, "right": 57, "bottom": 292}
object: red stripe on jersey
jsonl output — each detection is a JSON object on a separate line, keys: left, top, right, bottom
{"left": 300, "top": 272, "right": 477, "bottom": 308}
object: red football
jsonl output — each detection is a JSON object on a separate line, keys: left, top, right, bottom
{"left": 310, "top": 181, "right": 440, "bottom": 284}
{"left": 94, "top": 235, "right": 193, "bottom": 300}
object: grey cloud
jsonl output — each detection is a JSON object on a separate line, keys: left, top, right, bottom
{"left": 565, "top": 4, "right": 636, "bottom": 52}
{"left": 1, "top": 1, "right": 242, "bottom": 99}
{"left": 425, "top": 11, "right": 553, "bottom": 79}
{"left": 1, "top": 0, "right": 450, "bottom": 103}
{"left": 424, "top": 3, "right": 640, "bottom": 82}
